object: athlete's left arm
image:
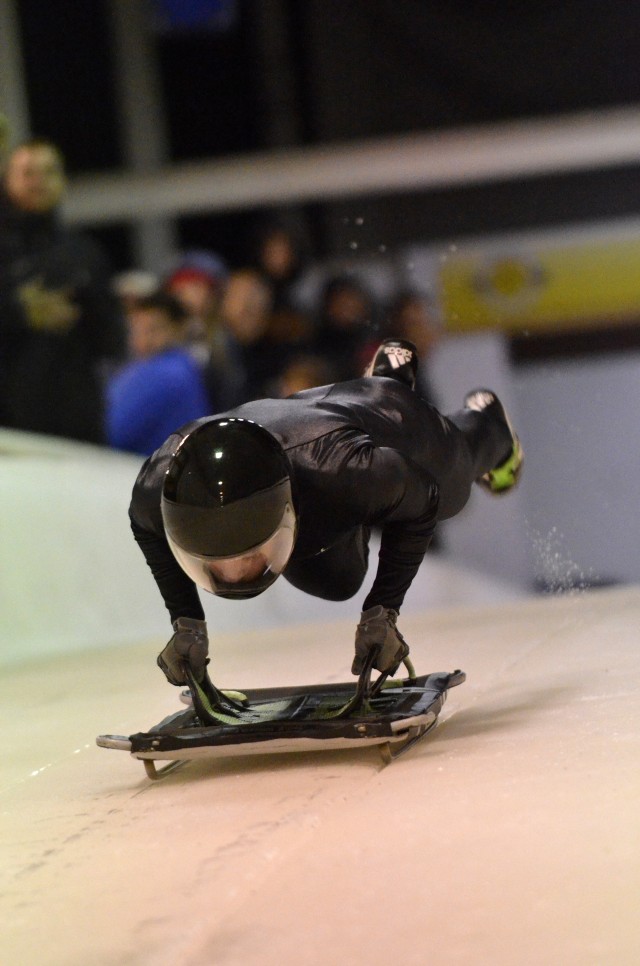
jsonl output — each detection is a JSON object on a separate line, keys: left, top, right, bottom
{"left": 352, "top": 446, "right": 440, "bottom": 612}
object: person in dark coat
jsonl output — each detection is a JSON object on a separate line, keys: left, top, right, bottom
{"left": 128, "top": 339, "right": 523, "bottom": 686}
{"left": 0, "top": 139, "right": 125, "bottom": 443}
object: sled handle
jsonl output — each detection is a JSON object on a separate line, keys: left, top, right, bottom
{"left": 332, "top": 652, "right": 417, "bottom": 719}
{"left": 184, "top": 663, "right": 247, "bottom": 726}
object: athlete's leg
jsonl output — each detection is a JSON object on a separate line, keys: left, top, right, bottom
{"left": 364, "top": 338, "right": 418, "bottom": 389}
{"left": 447, "top": 408, "right": 511, "bottom": 479}
{"left": 284, "top": 527, "right": 370, "bottom": 600}
{"left": 449, "top": 390, "right": 523, "bottom": 494}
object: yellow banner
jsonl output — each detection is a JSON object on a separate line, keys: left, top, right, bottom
{"left": 439, "top": 236, "right": 640, "bottom": 333}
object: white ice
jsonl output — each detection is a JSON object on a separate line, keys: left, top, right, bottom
{"left": 1, "top": 432, "right": 639, "bottom": 966}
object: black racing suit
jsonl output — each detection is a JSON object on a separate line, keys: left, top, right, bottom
{"left": 129, "top": 377, "right": 512, "bottom": 625}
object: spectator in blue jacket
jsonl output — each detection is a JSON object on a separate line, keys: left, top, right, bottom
{"left": 106, "top": 292, "right": 210, "bottom": 457}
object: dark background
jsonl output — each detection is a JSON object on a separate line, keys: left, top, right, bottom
{"left": 15, "top": 0, "right": 640, "bottom": 270}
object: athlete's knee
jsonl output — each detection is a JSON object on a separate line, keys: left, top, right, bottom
{"left": 318, "top": 580, "right": 362, "bottom": 602}
{"left": 284, "top": 566, "right": 365, "bottom": 601}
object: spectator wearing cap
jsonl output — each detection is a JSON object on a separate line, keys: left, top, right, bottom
{"left": 164, "top": 249, "right": 246, "bottom": 410}
{"left": 112, "top": 269, "right": 160, "bottom": 317}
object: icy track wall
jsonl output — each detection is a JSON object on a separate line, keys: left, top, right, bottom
{"left": 0, "top": 432, "right": 168, "bottom": 667}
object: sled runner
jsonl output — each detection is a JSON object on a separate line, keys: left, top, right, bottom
{"left": 97, "top": 654, "right": 465, "bottom": 779}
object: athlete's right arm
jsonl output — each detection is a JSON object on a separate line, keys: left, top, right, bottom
{"left": 129, "top": 518, "right": 205, "bottom": 624}
{"left": 128, "top": 434, "right": 205, "bottom": 625}
{"left": 127, "top": 431, "right": 211, "bottom": 685}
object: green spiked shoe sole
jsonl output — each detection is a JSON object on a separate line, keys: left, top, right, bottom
{"left": 478, "top": 437, "right": 524, "bottom": 495}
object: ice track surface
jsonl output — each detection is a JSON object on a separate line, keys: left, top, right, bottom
{"left": 2, "top": 585, "right": 640, "bottom": 966}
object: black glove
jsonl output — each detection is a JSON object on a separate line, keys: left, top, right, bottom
{"left": 157, "top": 617, "right": 209, "bottom": 686}
{"left": 351, "top": 605, "right": 410, "bottom": 675}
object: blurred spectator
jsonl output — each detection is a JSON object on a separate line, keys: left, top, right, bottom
{"left": 221, "top": 267, "right": 313, "bottom": 399}
{"left": 0, "top": 113, "right": 9, "bottom": 167}
{"left": 165, "top": 249, "right": 246, "bottom": 409}
{"left": 383, "top": 290, "right": 441, "bottom": 403}
{"left": 164, "top": 249, "right": 227, "bottom": 348}
{"left": 384, "top": 289, "right": 440, "bottom": 358}
{"left": 249, "top": 217, "right": 309, "bottom": 313}
{"left": 112, "top": 269, "right": 159, "bottom": 315}
{"left": 220, "top": 268, "right": 274, "bottom": 398}
{"left": 105, "top": 291, "right": 209, "bottom": 457}
{"left": 275, "top": 352, "right": 335, "bottom": 398}
{"left": 247, "top": 219, "right": 315, "bottom": 390}
{"left": 0, "top": 138, "right": 125, "bottom": 443}
{"left": 382, "top": 289, "right": 441, "bottom": 405}
{"left": 312, "top": 274, "right": 378, "bottom": 382}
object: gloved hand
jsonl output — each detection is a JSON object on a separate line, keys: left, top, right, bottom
{"left": 157, "top": 617, "right": 209, "bottom": 686}
{"left": 351, "top": 605, "right": 410, "bottom": 676}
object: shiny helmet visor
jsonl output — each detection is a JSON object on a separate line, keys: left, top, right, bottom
{"left": 166, "top": 502, "right": 296, "bottom": 599}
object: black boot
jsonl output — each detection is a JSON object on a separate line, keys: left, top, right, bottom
{"left": 464, "top": 389, "right": 524, "bottom": 495}
{"left": 364, "top": 339, "right": 418, "bottom": 390}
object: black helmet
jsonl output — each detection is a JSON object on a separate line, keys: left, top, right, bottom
{"left": 161, "top": 418, "right": 297, "bottom": 599}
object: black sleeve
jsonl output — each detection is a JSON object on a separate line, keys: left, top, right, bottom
{"left": 128, "top": 431, "right": 205, "bottom": 625}
{"left": 343, "top": 445, "right": 439, "bottom": 613}
{"left": 130, "top": 516, "right": 205, "bottom": 624}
